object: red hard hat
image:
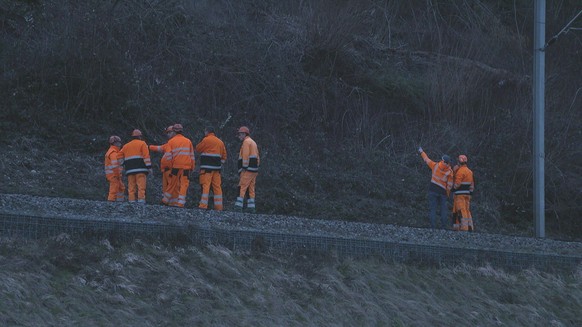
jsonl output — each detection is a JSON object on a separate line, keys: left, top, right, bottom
{"left": 238, "top": 126, "right": 250, "bottom": 134}
{"left": 108, "top": 135, "right": 121, "bottom": 144}
{"left": 172, "top": 124, "right": 183, "bottom": 132}
{"left": 131, "top": 129, "right": 142, "bottom": 137}
{"left": 458, "top": 155, "right": 468, "bottom": 164}
{"left": 165, "top": 125, "right": 174, "bottom": 133}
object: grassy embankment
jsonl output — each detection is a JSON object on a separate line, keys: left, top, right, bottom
{"left": 1, "top": 237, "right": 581, "bottom": 326}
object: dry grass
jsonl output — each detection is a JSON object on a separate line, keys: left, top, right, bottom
{"left": 0, "top": 237, "right": 580, "bottom": 326}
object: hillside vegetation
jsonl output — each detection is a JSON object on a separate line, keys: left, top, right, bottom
{"left": 1, "top": 0, "right": 582, "bottom": 239}
{"left": 1, "top": 236, "right": 581, "bottom": 326}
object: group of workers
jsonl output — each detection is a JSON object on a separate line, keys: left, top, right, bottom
{"left": 418, "top": 147, "right": 475, "bottom": 232}
{"left": 105, "top": 125, "right": 474, "bottom": 227}
{"left": 104, "top": 124, "right": 260, "bottom": 212}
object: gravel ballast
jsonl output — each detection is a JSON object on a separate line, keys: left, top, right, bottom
{"left": 1, "top": 194, "right": 582, "bottom": 260}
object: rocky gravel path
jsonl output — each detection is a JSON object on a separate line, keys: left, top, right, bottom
{"left": 1, "top": 193, "right": 581, "bottom": 258}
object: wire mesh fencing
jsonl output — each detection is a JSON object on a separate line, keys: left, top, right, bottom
{"left": 1, "top": 213, "right": 580, "bottom": 272}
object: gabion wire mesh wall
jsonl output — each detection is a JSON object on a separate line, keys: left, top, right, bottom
{"left": 1, "top": 213, "right": 580, "bottom": 272}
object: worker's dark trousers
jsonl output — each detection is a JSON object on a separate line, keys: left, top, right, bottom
{"left": 428, "top": 191, "right": 448, "bottom": 229}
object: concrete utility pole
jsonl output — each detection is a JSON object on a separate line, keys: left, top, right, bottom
{"left": 533, "top": 0, "right": 545, "bottom": 238}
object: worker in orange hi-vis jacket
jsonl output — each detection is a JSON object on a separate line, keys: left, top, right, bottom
{"left": 418, "top": 146, "right": 453, "bottom": 229}
{"left": 149, "top": 125, "right": 175, "bottom": 205}
{"left": 104, "top": 135, "right": 126, "bottom": 202}
{"left": 119, "top": 129, "right": 152, "bottom": 204}
{"left": 234, "top": 126, "right": 260, "bottom": 213}
{"left": 165, "top": 123, "right": 195, "bottom": 208}
{"left": 195, "top": 126, "right": 227, "bottom": 211}
{"left": 452, "top": 154, "right": 475, "bottom": 231}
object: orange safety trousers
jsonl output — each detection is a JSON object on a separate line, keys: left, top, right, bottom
{"left": 161, "top": 169, "right": 172, "bottom": 205}
{"left": 199, "top": 171, "right": 223, "bottom": 210}
{"left": 107, "top": 175, "right": 125, "bottom": 202}
{"left": 235, "top": 171, "right": 257, "bottom": 210}
{"left": 127, "top": 173, "right": 147, "bottom": 203}
{"left": 453, "top": 194, "right": 474, "bottom": 231}
{"left": 167, "top": 169, "right": 190, "bottom": 207}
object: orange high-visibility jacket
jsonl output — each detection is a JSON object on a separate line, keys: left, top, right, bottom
{"left": 421, "top": 152, "right": 453, "bottom": 196}
{"left": 453, "top": 165, "right": 474, "bottom": 195}
{"left": 167, "top": 134, "right": 195, "bottom": 170}
{"left": 149, "top": 143, "right": 173, "bottom": 171}
{"left": 119, "top": 139, "right": 152, "bottom": 175}
{"left": 196, "top": 132, "right": 227, "bottom": 171}
{"left": 104, "top": 145, "right": 123, "bottom": 178}
{"left": 238, "top": 136, "right": 260, "bottom": 173}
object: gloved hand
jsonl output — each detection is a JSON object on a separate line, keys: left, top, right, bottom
{"left": 418, "top": 146, "right": 423, "bottom": 154}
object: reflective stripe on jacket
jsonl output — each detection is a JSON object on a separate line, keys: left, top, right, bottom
{"left": 453, "top": 165, "right": 474, "bottom": 195}
{"left": 120, "top": 139, "right": 152, "bottom": 175}
{"left": 149, "top": 143, "right": 173, "bottom": 170}
{"left": 104, "top": 145, "right": 123, "bottom": 177}
{"left": 167, "top": 134, "right": 195, "bottom": 170}
{"left": 196, "top": 133, "right": 227, "bottom": 171}
{"left": 238, "top": 136, "right": 260, "bottom": 173}
{"left": 420, "top": 151, "right": 453, "bottom": 196}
